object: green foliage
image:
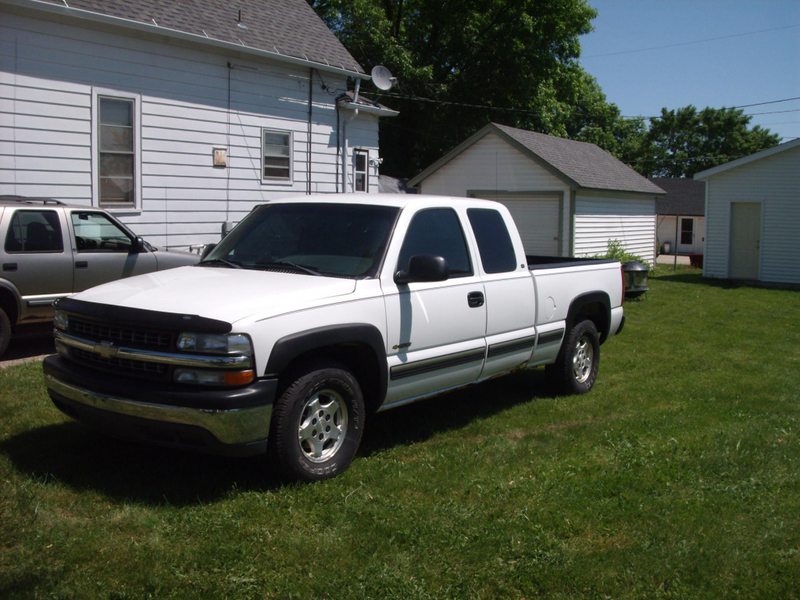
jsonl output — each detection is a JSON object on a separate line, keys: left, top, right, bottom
{"left": 309, "top": 0, "right": 607, "bottom": 177}
{"left": 628, "top": 105, "right": 782, "bottom": 178}
{"left": 594, "top": 239, "right": 649, "bottom": 267}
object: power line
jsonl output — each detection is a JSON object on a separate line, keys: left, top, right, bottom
{"left": 582, "top": 23, "right": 800, "bottom": 59}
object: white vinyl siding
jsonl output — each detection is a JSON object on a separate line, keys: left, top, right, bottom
{"left": 1, "top": 9, "right": 381, "bottom": 249}
{"left": 574, "top": 194, "right": 656, "bottom": 265}
{"left": 701, "top": 144, "right": 800, "bottom": 284}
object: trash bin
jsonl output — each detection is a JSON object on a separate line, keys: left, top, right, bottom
{"left": 622, "top": 260, "right": 649, "bottom": 299}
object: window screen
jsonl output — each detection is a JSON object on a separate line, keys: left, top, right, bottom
{"left": 467, "top": 208, "right": 517, "bottom": 273}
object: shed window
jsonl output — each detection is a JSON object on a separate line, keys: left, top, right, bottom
{"left": 262, "top": 129, "right": 292, "bottom": 181}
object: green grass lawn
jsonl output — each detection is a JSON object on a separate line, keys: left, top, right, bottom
{"left": 1, "top": 269, "right": 799, "bottom": 599}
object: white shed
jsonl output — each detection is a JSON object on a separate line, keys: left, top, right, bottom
{"left": 407, "top": 123, "right": 664, "bottom": 264}
{"left": 1, "top": 0, "right": 397, "bottom": 251}
{"left": 694, "top": 138, "right": 800, "bottom": 286}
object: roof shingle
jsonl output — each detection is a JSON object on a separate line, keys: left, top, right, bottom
{"left": 36, "top": 0, "right": 363, "bottom": 73}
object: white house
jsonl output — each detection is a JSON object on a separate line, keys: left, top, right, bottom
{"left": 694, "top": 138, "right": 800, "bottom": 286}
{"left": 0, "top": 0, "right": 397, "bottom": 250}
{"left": 407, "top": 123, "right": 664, "bottom": 264}
{"left": 650, "top": 177, "right": 706, "bottom": 256}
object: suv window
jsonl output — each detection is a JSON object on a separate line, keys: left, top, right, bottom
{"left": 397, "top": 208, "right": 472, "bottom": 278}
{"left": 71, "top": 212, "right": 132, "bottom": 252}
{"left": 4, "top": 210, "right": 64, "bottom": 253}
{"left": 467, "top": 208, "right": 517, "bottom": 274}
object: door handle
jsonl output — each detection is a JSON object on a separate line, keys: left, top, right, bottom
{"left": 75, "top": 261, "right": 88, "bottom": 269}
{"left": 2, "top": 263, "right": 17, "bottom": 272}
{"left": 467, "top": 291, "right": 484, "bottom": 308}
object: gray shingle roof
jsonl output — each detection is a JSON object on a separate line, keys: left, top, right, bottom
{"left": 649, "top": 178, "right": 706, "bottom": 216}
{"left": 492, "top": 123, "right": 664, "bottom": 195}
{"left": 36, "top": 0, "right": 363, "bottom": 73}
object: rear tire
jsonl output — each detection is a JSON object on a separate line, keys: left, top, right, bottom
{"left": 547, "top": 320, "right": 600, "bottom": 395}
{"left": 0, "top": 306, "right": 11, "bottom": 358}
{"left": 269, "top": 360, "right": 365, "bottom": 482}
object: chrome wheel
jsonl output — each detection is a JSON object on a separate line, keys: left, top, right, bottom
{"left": 572, "top": 335, "right": 594, "bottom": 384}
{"left": 297, "top": 389, "right": 348, "bottom": 463}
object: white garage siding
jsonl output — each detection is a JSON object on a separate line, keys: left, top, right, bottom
{"left": 574, "top": 194, "right": 656, "bottom": 265}
{"left": 700, "top": 143, "right": 800, "bottom": 284}
{"left": 0, "top": 9, "right": 378, "bottom": 250}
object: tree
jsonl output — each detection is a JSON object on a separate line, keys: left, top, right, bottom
{"left": 629, "top": 106, "right": 781, "bottom": 178}
{"left": 309, "top": 0, "right": 620, "bottom": 177}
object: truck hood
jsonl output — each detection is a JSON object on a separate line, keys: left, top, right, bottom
{"left": 71, "top": 266, "right": 357, "bottom": 324}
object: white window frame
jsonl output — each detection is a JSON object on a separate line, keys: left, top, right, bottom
{"left": 354, "top": 149, "right": 369, "bottom": 192}
{"left": 261, "top": 128, "right": 293, "bottom": 184}
{"left": 91, "top": 87, "right": 142, "bottom": 212}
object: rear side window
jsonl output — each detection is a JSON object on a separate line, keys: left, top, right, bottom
{"left": 4, "top": 210, "right": 64, "bottom": 253}
{"left": 467, "top": 208, "right": 517, "bottom": 274}
{"left": 398, "top": 208, "right": 473, "bottom": 277}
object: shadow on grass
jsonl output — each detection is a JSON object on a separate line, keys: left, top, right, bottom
{"left": 360, "top": 367, "right": 552, "bottom": 457}
{"left": 0, "top": 369, "right": 553, "bottom": 504}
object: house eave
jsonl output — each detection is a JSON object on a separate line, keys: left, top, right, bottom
{"left": 694, "top": 137, "right": 800, "bottom": 180}
{"left": 2, "top": 0, "right": 368, "bottom": 79}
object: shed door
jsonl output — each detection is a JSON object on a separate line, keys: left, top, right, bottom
{"left": 729, "top": 203, "right": 760, "bottom": 280}
{"left": 491, "top": 196, "right": 560, "bottom": 256}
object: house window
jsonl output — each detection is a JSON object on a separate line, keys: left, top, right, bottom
{"left": 98, "top": 97, "right": 136, "bottom": 207}
{"left": 262, "top": 129, "right": 292, "bottom": 181}
{"left": 680, "top": 218, "right": 694, "bottom": 245}
{"left": 354, "top": 150, "right": 368, "bottom": 192}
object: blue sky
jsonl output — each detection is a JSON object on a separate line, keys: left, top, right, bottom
{"left": 579, "top": 0, "right": 800, "bottom": 142}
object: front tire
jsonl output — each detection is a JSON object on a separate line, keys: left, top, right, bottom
{"left": 547, "top": 320, "right": 600, "bottom": 395}
{"left": 269, "top": 360, "right": 365, "bottom": 482}
{"left": 0, "top": 306, "right": 11, "bottom": 358}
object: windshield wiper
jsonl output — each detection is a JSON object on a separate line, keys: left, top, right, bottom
{"left": 199, "top": 258, "right": 242, "bottom": 269}
{"left": 255, "top": 261, "right": 322, "bottom": 276}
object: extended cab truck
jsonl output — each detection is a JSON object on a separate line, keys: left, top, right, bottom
{"left": 0, "top": 196, "right": 200, "bottom": 356}
{"left": 43, "top": 195, "right": 625, "bottom": 482}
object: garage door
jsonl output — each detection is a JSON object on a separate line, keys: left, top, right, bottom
{"left": 492, "top": 196, "right": 561, "bottom": 256}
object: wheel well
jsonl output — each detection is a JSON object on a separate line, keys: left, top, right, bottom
{"left": 567, "top": 293, "right": 611, "bottom": 344}
{"left": 277, "top": 343, "right": 385, "bottom": 414}
{"left": 0, "top": 287, "right": 19, "bottom": 325}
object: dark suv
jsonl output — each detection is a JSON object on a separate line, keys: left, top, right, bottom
{"left": 0, "top": 196, "right": 199, "bottom": 356}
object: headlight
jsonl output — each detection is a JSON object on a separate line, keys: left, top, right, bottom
{"left": 176, "top": 332, "right": 253, "bottom": 355}
{"left": 54, "top": 309, "right": 68, "bottom": 331}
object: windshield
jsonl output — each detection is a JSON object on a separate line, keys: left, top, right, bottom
{"left": 201, "top": 203, "right": 400, "bottom": 278}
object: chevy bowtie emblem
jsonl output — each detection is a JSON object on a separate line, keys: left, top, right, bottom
{"left": 95, "top": 341, "right": 119, "bottom": 359}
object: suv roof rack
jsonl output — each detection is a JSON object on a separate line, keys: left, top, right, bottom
{"left": 0, "top": 195, "right": 66, "bottom": 206}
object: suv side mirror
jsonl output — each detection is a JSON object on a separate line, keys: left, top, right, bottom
{"left": 130, "top": 236, "right": 146, "bottom": 254}
{"left": 394, "top": 255, "right": 449, "bottom": 285}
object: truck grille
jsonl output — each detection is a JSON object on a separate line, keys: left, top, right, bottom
{"left": 71, "top": 317, "right": 173, "bottom": 350}
{"left": 67, "top": 316, "right": 175, "bottom": 380}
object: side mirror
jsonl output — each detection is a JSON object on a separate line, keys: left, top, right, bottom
{"left": 200, "top": 243, "right": 217, "bottom": 260}
{"left": 394, "top": 255, "right": 449, "bottom": 285}
{"left": 130, "top": 236, "right": 145, "bottom": 254}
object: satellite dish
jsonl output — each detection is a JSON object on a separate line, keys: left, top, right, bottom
{"left": 371, "top": 65, "right": 395, "bottom": 91}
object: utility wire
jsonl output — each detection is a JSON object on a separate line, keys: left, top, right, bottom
{"left": 582, "top": 23, "right": 800, "bottom": 58}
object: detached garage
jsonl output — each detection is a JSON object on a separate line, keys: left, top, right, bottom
{"left": 408, "top": 123, "right": 664, "bottom": 264}
{"left": 694, "top": 138, "right": 800, "bottom": 286}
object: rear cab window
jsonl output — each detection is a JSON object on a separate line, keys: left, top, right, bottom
{"left": 467, "top": 208, "right": 517, "bottom": 274}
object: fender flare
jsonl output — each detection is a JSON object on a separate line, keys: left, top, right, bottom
{"left": 565, "top": 291, "right": 611, "bottom": 344}
{"left": 265, "top": 323, "right": 388, "bottom": 405}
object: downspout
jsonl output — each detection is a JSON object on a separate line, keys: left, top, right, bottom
{"left": 341, "top": 78, "right": 361, "bottom": 193}
{"left": 307, "top": 68, "right": 313, "bottom": 194}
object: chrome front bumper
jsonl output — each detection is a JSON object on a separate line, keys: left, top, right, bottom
{"left": 45, "top": 372, "right": 273, "bottom": 448}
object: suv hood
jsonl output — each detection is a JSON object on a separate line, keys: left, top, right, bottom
{"left": 72, "top": 266, "right": 357, "bottom": 324}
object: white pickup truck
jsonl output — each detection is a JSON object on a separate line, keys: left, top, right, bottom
{"left": 44, "top": 195, "right": 625, "bottom": 481}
